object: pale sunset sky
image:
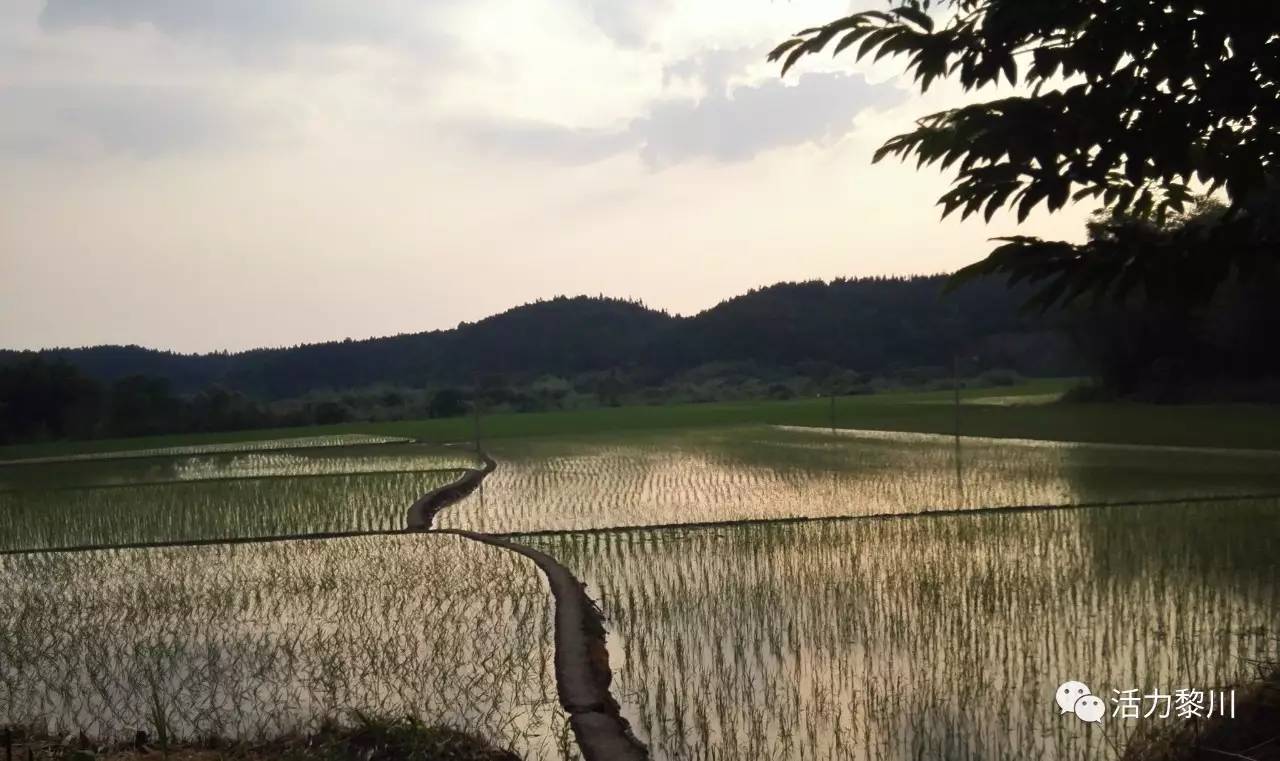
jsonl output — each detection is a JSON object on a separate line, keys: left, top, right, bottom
{"left": 0, "top": 0, "right": 1089, "bottom": 353}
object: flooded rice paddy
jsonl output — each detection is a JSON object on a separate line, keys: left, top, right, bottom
{"left": 529, "top": 499, "right": 1278, "bottom": 760}
{"left": 1, "top": 424, "right": 1277, "bottom": 759}
{"left": 440, "top": 426, "right": 1280, "bottom": 533}
{"left": 0, "top": 533, "right": 572, "bottom": 760}
{"left": 0, "top": 443, "right": 478, "bottom": 550}
{"left": 0, "top": 434, "right": 412, "bottom": 466}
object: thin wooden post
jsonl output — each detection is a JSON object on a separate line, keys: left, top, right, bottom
{"left": 953, "top": 353, "right": 963, "bottom": 507}
{"left": 5, "top": 726, "right": 13, "bottom": 761}
{"left": 472, "top": 373, "right": 483, "bottom": 453}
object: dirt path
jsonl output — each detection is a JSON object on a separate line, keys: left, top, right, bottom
{"left": 406, "top": 447, "right": 649, "bottom": 761}
{"left": 404, "top": 449, "right": 496, "bottom": 529}
{"left": 436, "top": 529, "right": 649, "bottom": 761}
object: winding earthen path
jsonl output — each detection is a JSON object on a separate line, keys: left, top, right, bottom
{"left": 405, "top": 449, "right": 496, "bottom": 529}
{"left": 406, "top": 446, "right": 648, "bottom": 761}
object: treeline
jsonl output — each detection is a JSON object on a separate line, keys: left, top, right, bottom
{"left": 0, "top": 358, "right": 503, "bottom": 444}
{"left": 1059, "top": 199, "right": 1280, "bottom": 403}
{"left": 3, "top": 275, "right": 1076, "bottom": 400}
{"left": 0, "top": 354, "right": 1030, "bottom": 446}
{"left": 1, "top": 273, "right": 1077, "bottom": 444}
{"left": 1, "top": 362, "right": 295, "bottom": 443}
{"left": 8, "top": 269, "right": 1276, "bottom": 445}
{"left": 1068, "top": 275, "right": 1280, "bottom": 403}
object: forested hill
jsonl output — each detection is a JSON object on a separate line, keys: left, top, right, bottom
{"left": 3, "top": 275, "right": 1077, "bottom": 399}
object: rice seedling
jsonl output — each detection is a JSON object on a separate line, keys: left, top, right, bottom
{"left": 0, "top": 434, "right": 412, "bottom": 466}
{"left": 528, "top": 498, "right": 1280, "bottom": 761}
{"left": 0, "top": 443, "right": 482, "bottom": 551}
{"left": 3, "top": 426, "right": 1274, "bottom": 761}
{"left": 0, "top": 442, "right": 478, "bottom": 491}
{"left": 0, "top": 533, "right": 575, "bottom": 760}
{"left": 440, "top": 426, "right": 1280, "bottom": 534}
{"left": 0, "top": 470, "right": 463, "bottom": 551}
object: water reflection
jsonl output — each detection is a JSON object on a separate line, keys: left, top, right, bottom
{"left": 442, "top": 426, "right": 1280, "bottom": 533}
{"left": 531, "top": 500, "right": 1279, "bottom": 761}
{"left": 0, "top": 534, "right": 569, "bottom": 759}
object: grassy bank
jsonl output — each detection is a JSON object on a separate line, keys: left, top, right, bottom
{"left": 1122, "top": 659, "right": 1280, "bottom": 761}
{"left": 5, "top": 379, "right": 1280, "bottom": 460}
{"left": 2, "top": 717, "right": 520, "bottom": 760}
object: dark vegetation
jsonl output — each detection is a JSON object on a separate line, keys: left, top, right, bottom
{"left": 0, "top": 274, "right": 1079, "bottom": 444}
{"left": 4, "top": 263, "right": 1278, "bottom": 445}
{"left": 1066, "top": 202, "right": 1280, "bottom": 402}
{"left": 1122, "top": 658, "right": 1280, "bottom": 761}
{"left": 768, "top": 0, "right": 1280, "bottom": 399}
{"left": 773, "top": 0, "right": 1280, "bottom": 310}
{"left": 1, "top": 716, "right": 520, "bottom": 760}
{"left": 4, "top": 275, "right": 1070, "bottom": 398}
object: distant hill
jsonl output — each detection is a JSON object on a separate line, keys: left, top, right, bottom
{"left": 664, "top": 276, "right": 1072, "bottom": 374}
{"left": 2, "top": 275, "right": 1079, "bottom": 399}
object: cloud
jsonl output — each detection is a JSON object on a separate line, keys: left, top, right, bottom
{"left": 0, "top": 84, "right": 251, "bottom": 157}
{"left": 6, "top": 1, "right": 450, "bottom": 159}
{"left": 451, "top": 44, "right": 905, "bottom": 167}
{"left": 1, "top": 0, "right": 1097, "bottom": 355}
{"left": 18, "top": 4, "right": 896, "bottom": 165}
{"left": 453, "top": 66, "right": 903, "bottom": 168}
{"left": 583, "top": 0, "right": 670, "bottom": 48}
{"left": 662, "top": 48, "right": 756, "bottom": 90}
{"left": 37, "top": 0, "right": 447, "bottom": 55}
{"left": 634, "top": 71, "right": 901, "bottom": 166}
{"left": 454, "top": 119, "right": 634, "bottom": 165}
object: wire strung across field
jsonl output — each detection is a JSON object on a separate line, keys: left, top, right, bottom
{"left": 4, "top": 489, "right": 1279, "bottom": 558}
{"left": 6, "top": 437, "right": 1279, "bottom": 761}
{"left": 1, "top": 439, "right": 650, "bottom": 761}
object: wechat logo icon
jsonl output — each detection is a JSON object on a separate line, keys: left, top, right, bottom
{"left": 1056, "top": 680, "right": 1103, "bottom": 723}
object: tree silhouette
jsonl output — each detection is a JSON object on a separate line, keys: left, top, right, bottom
{"left": 1066, "top": 195, "right": 1280, "bottom": 399}
{"left": 771, "top": 0, "right": 1280, "bottom": 308}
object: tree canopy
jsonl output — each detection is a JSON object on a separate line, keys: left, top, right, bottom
{"left": 771, "top": 0, "right": 1280, "bottom": 308}
{"left": 1066, "top": 198, "right": 1280, "bottom": 400}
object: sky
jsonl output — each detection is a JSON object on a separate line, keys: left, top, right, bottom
{"left": 0, "top": 0, "right": 1090, "bottom": 353}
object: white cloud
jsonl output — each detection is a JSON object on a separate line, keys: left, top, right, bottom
{"left": 37, "top": 0, "right": 451, "bottom": 56}
{"left": 0, "top": 84, "right": 263, "bottom": 157}
{"left": 634, "top": 71, "right": 902, "bottom": 166}
{"left": 446, "top": 46, "right": 905, "bottom": 167}
{"left": 0, "top": 0, "right": 1091, "bottom": 352}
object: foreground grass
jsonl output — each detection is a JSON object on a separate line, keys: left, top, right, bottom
{"left": 5, "top": 379, "right": 1280, "bottom": 460}
{"left": 1122, "top": 659, "right": 1280, "bottom": 761}
{"left": 3, "top": 717, "right": 520, "bottom": 761}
